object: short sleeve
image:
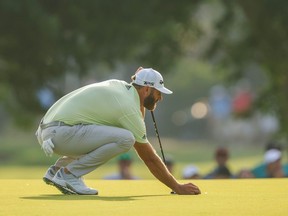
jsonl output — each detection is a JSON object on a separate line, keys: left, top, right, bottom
{"left": 118, "top": 113, "right": 148, "bottom": 143}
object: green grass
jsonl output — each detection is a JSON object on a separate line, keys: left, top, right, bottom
{"left": 1, "top": 179, "right": 288, "bottom": 216}
{"left": 2, "top": 126, "right": 287, "bottom": 216}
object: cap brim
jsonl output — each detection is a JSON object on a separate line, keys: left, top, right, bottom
{"left": 264, "top": 150, "right": 281, "bottom": 164}
{"left": 156, "top": 87, "right": 173, "bottom": 94}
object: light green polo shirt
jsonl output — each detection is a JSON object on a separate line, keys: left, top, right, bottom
{"left": 43, "top": 79, "right": 148, "bottom": 143}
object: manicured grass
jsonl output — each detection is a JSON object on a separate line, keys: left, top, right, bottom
{"left": 1, "top": 179, "right": 287, "bottom": 216}
{"left": 1, "top": 127, "right": 287, "bottom": 215}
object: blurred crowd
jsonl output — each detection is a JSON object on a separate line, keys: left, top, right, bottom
{"left": 103, "top": 141, "right": 288, "bottom": 180}
{"left": 182, "top": 142, "right": 288, "bottom": 179}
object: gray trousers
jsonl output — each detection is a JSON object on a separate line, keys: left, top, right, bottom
{"left": 36, "top": 124, "right": 135, "bottom": 177}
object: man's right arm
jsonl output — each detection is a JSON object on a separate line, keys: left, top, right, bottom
{"left": 133, "top": 142, "right": 201, "bottom": 195}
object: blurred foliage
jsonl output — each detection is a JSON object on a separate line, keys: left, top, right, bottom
{"left": 0, "top": 0, "right": 287, "bottom": 140}
{"left": 159, "top": 59, "right": 219, "bottom": 139}
{"left": 0, "top": 0, "right": 200, "bottom": 126}
{"left": 205, "top": 0, "right": 288, "bottom": 138}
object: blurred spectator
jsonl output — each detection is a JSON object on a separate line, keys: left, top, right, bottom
{"left": 209, "top": 85, "right": 231, "bottom": 119}
{"left": 182, "top": 165, "right": 201, "bottom": 179}
{"left": 251, "top": 141, "right": 288, "bottom": 178}
{"left": 252, "top": 149, "right": 286, "bottom": 178}
{"left": 103, "top": 153, "right": 140, "bottom": 180}
{"left": 165, "top": 155, "right": 175, "bottom": 174}
{"left": 37, "top": 87, "right": 55, "bottom": 110}
{"left": 231, "top": 81, "right": 253, "bottom": 118}
{"left": 235, "top": 168, "right": 255, "bottom": 178}
{"left": 204, "top": 147, "right": 233, "bottom": 179}
{"left": 265, "top": 141, "right": 283, "bottom": 152}
{"left": 213, "top": 166, "right": 232, "bottom": 179}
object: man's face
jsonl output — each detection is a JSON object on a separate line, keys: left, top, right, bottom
{"left": 143, "top": 88, "right": 162, "bottom": 111}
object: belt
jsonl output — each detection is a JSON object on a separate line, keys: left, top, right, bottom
{"left": 40, "top": 121, "right": 72, "bottom": 130}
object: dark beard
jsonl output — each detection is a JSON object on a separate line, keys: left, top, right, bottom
{"left": 144, "top": 92, "right": 157, "bottom": 110}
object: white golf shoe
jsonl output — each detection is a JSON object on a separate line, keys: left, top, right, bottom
{"left": 52, "top": 168, "right": 98, "bottom": 195}
{"left": 43, "top": 165, "right": 57, "bottom": 185}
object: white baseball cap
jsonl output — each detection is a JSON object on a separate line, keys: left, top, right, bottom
{"left": 132, "top": 68, "right": 173, "bottom": 94}
{"left": 264, "top": 149, "right": 282, "bottom": 164}
{"left": 182, "top": 165, "right": 199, "bottom": 179}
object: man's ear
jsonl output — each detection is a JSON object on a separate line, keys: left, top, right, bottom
{"left": 138, "top": 86, "right": 150, "bottom": 97}
{"left": 143, "top": 86, "right": 151, "bottom": 96}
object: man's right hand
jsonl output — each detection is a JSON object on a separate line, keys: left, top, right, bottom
{"left": 173, "top": 183, "right": 201, "bottom": 195}
{"left": 134, "top": 142, "right": 201, "bottom": 195}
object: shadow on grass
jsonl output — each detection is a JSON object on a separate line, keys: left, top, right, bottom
{"left": 20, "top": 194, "right": 172, "bottom": 201}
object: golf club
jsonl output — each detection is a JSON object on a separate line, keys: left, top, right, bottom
{"left": 150, "top": 111, "right": 176, "bottom": 194}
{"left": 150, "top": 111, "right": 166, "bottom": 164}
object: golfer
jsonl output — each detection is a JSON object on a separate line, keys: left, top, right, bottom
{"left": 35, "top": 67, "right": 201, "bottom": 195}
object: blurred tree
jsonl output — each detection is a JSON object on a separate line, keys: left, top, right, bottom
{"left": 205, "top": 0, "right": 288, "bottom": 138}
{"left": 151, "top": 58, "right": 219, "bottom": 139}
{"left": 0, "top": 0, "right": 200, "bottom": 126}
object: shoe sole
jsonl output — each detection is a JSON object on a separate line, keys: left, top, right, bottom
{"left": 54, "top": 182, "right": 98, "bottom": 195}
{"left": 43, "top": 177, "right": 77, "bottom": 195}
{"left": 43, "top": 177, "right": 54, "bottom": 186}
{"left": 53, "top": 182, "right": 78, "bottom": 195}
{"left": 66, "top": 184, "right": 98, "bottom": 195}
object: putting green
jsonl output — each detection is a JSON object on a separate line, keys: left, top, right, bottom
{"left": 1, "top": 179, "right": 287, "bottom": 216}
